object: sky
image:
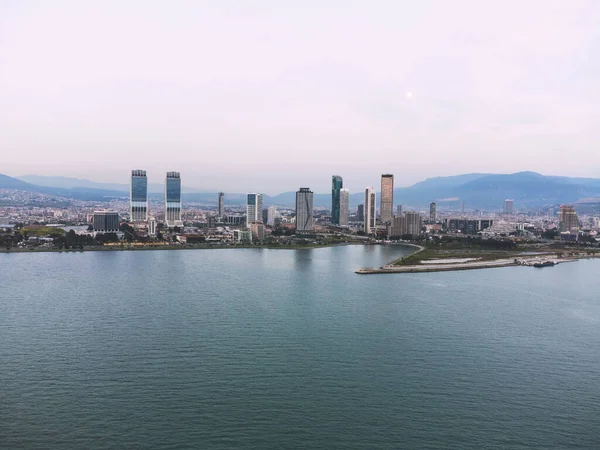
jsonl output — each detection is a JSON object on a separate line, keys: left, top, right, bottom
{"left": 1, "top": 0, "right": 600, "bottom": 194}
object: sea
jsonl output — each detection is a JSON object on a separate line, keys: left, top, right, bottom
{"left": 1, "top": 245, "right": 599, "bottom": 449}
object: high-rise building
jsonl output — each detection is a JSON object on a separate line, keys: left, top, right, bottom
{"left": 504, "top": 199, "right": 514, "bottom": 215}
{"left": 148, "top": 217, "right": 157, "bottom": 236}
{"left": 296, "top": 188, "right": 314, "bottom": 234}
{"left": 339, "top": 188, "right": 349, "bottom": 226}
{"left": 331, "top": 175, "right": 343, "bottom": 225}
{"left": 559, "top": 205, "right": 579, "bottom": 232}
{"left": 130, "top": 169, "right": 148, "bottom": 222}
{"left": 93, "top": 210, "right": 120, "bottom": 232}
{"left": 380, "top": 174, "right": 394, "bottom": 223}
{"left": 165, "top": 171, "right": 183, "bottom": 227}
{"left": 429, "top": 202, "right": 437, "bottom": 223}
{"left": 250, "top": 222, "right": 265, "bottom": 240}
{"left": 218, "top": 192, "right": 225, "bottom": 218}
{"left": 364, "top": 187, "right": 376, "bottom": 234}
{"left": 246, "top": 193, "right": 263, "bottom": 227}
{"left": 357, "top": 204, "right": 364, "bottom": 222}
{"left": 405, "top": 211, "right": 422, "bottom": 236}
{"left": 267, "top": 206, "right": 278, "bottom": 226}
{"left": 396, "top": 205, "right": 402, "bottom": 217}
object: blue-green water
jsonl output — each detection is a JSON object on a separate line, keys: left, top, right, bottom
{"left": 1, "top": 245, "right": 599, "bottom": 449}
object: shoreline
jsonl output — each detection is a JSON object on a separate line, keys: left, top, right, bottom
{"left": 0, "top": 241, "right": 376, "bottom": 254}
{"left": 357, "top": 254, "right": 598, "bottom": 275}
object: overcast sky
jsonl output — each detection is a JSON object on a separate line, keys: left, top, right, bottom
{"left": 1, "top": 0, "right": 599, "bottom": 194}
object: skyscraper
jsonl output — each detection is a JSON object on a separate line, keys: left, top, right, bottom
{"left": 267, "top": 206, "right": 278, "bottom": 226}
{"left": 295, "top": 188, "right": 314, "bottom": 234}
{"left": 504, "top": 199, "right": 514, "bottom": 214}
{"left": 130, "top": 169, "right": 148, "bottom": 222}
{"left": 429, "top": 202, "right": 437, "bottom": 223}
{"left": 397, "top": 205, "right": 403, "bottom": 217}
{"left": 218, "top": 192, "right": 225, "bottom": 218}
{"left": 559, "top": 205, "right": 579, "bottom": 232}
{"left": 331, "top": 175, "right": 343, "bottom": 225}
{"left": 339, "top": 188, "right": 349, "bottom": 227}
{"left": 357, "top": 204, "right": 364, "bottom": 222}
{"left": 165, "top": 171, "right": 183, "bottom": 227}
{"left": 380, "top": 174, "right": 394, "bottom": 224}
{"left": 364, "top": 186, "right": 376, "bottom": 234}
{"left": 246, "top": 193, "right": 263, "bottom": 227}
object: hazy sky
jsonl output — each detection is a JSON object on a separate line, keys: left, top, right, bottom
{"left": 1, "top": 0, "right": 600, "bottom": 194}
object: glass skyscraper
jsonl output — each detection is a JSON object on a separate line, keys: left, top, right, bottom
{"left": 165, "top": 171, "right": 183, "bottom": 227}
{"left": 246, "top": 193, "right": 263, "bottom": 227}
{"left": 331, "top": 175, "right": 343, "bottom": 225}
{"left": 130, "top": 169, "right": 148, "bottom": 222}
{"left": 295, "top": 188, "right": 314, "bottom": 234}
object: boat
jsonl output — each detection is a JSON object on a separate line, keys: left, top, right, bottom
{"left": 533, "top": 261, "right": 556, "bottom": 268}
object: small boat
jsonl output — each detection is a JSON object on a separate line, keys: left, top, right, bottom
{"left": 533, "top": 261, "right": 555, "bottom": 268}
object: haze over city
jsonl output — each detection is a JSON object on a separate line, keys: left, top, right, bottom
{"left": 2, "top": 0, "right": 600, "bottom": 193}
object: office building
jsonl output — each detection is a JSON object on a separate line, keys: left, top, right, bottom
{"left": 250, "top": 222, "right": 265, "bottom": 240}
{"left": 444, "top": 219, "right": 494, "bottom": 234}
{"left": 559, "top": 205, "right": 579, "bottom": 232}
{"left": 429, "top": 202, "right": 437, "bottom": 223}
{"left": 295, "top": 188, "right": 314, "bottom": 234}
{"left": 397, "top": 205, "right": 402, "bottom": 217}
{"left": 130, "top": 169, "right": 148, "bottom": 222}
{"left": 504, "top": 199, "right": 514, "bottom": 215}
{"left": 267, "top": 206, "right": 278, "bottom": 226}
{"left": 364, "top": 187, "right": 376, "bottom": 234}
{"left": 218, "top": 192, "right": 225, "bottom": 217}
{"left": 165, "top": 171, "right": 183, "bottom": 228}
{"left": 93, "top": 210, "right": 119, "bottom": 232}
{"left": 357, "top": 204, "right": 364, "bottom": 222}
{"left": 331, "top": 175, "right": 343, "bottom": 225}
{"left": 339, "top": 188, "right": 349, "bottom": 226}
{"left": 233, "top": 229, "right": 252, "bottom": 243}
{"left": 380, "top": 174, "right": 394, "bottom": 223}
{"left": 246, "top": 193, "right": 263, "bottom": 227}
{"left": 148, "top": 217, "right": 157, "bottom": 236}
{"left": 405, "top": 211, "right": 422, "bottom": 236}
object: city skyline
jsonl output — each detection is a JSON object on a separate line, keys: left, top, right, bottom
{"left": 2, "top": 1, "right": 600, "bottom": 192}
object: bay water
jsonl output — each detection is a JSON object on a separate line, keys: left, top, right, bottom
{"left": 1, "top": 245, "right": 599, "bottom": 449}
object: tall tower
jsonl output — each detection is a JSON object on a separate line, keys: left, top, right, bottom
{"left": 559, "top": 205, "right": 579, "bottom": 232}
{"left": 295, "top": 188, "right": 314, "bottom": 234}
{"left": 429, "top": 202, "right": 437, "bottom": 223}
{"left": 364, "top": 186, "right": 376, "bottom": 234}
{"left": 165, "top": 171, "right": 182, "bottom": 227}
{"left": 380, "top": 174, "right": 394, "bottom": 224}
{"left": 331, "top": 175, "right": 343, "bottom": 225}
{"left": 130, "top": 169, "right": 148, "bottom": 222}
{"left": 218, "top": 192, "right": 225, "bottom": 218}
{"left": 339, "top": 188, "right": 349, "bottom": 227}
{"left": 246, "top": 193, "right": 263, "bottom": 227}
{"left": 504, "top": 199, "right": 514, "bottom": 215}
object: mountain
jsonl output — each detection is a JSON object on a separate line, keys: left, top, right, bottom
{"left": 4, "top": 171, "right": 600, "bottom": 210}
{"left": 0, "top": 174, "right": 128, "bottom": 201}
{"left": 18, "top": 175, "right": 210, "bottom": 194}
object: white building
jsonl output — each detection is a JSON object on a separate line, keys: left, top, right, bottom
{"left": 246, "top": 193, "right": 263, "bottom": 227}
{"left": 339, "top": 188, "right": 349, "bottom": 227}
{"left": 364, "top": 186, "right": 376, "bottom": 234}
{"left": 267, "top": 206, "right": 278, "bottom": 226}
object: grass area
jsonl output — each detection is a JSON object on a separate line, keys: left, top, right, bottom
{"left": 394, "top": 247, "right": 535, "bottom": 266}
{"left": 22, "top": 226, "right": 65, "bottom": 237}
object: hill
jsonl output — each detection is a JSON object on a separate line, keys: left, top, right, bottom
{"left": 4, "top": 171, "right": 600, "bottom": 210}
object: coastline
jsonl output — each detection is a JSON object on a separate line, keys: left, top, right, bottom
{"left": 0, "top": 241, "right": 369, "bottom": 254}
{"left": 356, "top": 245, "right": 600, "bottom": 274}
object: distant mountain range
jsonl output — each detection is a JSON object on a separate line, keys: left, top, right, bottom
{"left": 2, "top": 172, "right": 600, "bottom": 210}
